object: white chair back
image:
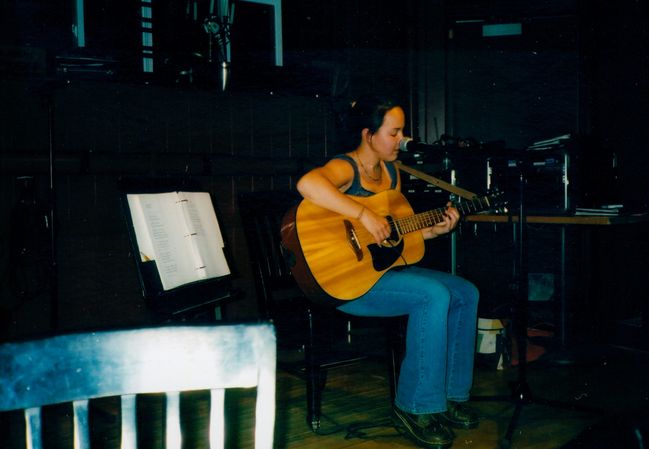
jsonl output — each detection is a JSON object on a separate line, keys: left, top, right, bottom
{"left": 0, "top": 323, "right": 276, "bottom": 449}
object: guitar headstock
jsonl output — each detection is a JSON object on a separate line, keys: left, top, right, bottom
{"left": 453, "top": 190, "right": 508, "bottom": 216}
{"left": 483, "top": 189, "right": 508, "bottom": 214}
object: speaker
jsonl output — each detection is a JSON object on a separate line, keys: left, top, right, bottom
{"left": 487, "top": 148, "right": 572, "bottom": 215}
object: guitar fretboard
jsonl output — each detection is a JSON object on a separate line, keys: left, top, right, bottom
{"left": 392, "top": 196, "right": 492, "bottom": 235}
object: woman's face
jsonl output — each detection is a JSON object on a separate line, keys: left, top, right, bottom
{"left": 368, "top": 106, "right": 405, "bottom": 161}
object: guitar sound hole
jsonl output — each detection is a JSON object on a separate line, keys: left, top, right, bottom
{"left": 368, "top": 239, "right": 404, "bottom": 271}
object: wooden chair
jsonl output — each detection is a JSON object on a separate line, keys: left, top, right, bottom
{"left": 0, "top": 323, "right": 276, "bottom": 449}
{"left": 238, "top": 190, "right": 402, "bottom": 432}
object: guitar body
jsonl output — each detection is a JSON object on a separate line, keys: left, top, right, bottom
{"left": 281, "top": 189, "right": 425, "bottom": 303}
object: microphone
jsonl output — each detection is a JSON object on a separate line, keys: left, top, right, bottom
{"left": 399, "top": 137, "right": 441, "bottom": 152}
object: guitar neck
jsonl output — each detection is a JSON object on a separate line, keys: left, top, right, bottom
{"left": 394, "top": 196, "right": 492, "bottom": 235}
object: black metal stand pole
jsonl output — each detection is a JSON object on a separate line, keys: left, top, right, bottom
{"left": 47, "top": 97, "right": 58, "bottom": 331}
{"left": 498, "top": 164, "right": 532, "bottom": 448}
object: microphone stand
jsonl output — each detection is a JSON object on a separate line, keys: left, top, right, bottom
{"left": 473, "top": 159, "right": 602, "bottom": 449}
{"left": 501, "top": 162, "right": 532, "bottom": 447}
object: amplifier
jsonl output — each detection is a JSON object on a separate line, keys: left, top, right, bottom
{"left": 487, "top": 149, "right": 572, "bottom": 214}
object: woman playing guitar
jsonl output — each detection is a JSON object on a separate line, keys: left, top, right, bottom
{"left": 295, "top": 95, "right": 480, "bottom": 449}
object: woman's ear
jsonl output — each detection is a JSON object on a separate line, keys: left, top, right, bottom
{"left": 361, "top": 128, "right": 372, "bottom": 144}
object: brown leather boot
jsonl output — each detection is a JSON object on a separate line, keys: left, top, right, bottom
{"left": 439, "top": 401, "right": 480, "bottom": 429}
{"left": 394, "top": 406, "right": 454, "bottom": 449}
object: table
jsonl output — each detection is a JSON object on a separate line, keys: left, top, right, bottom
{"left": 466, "top": 213, "right": 649, "bottom": 226}
{"left": 464, "top": 212, "right": 649, "bottom": 348}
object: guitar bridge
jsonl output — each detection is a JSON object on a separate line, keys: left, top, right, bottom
{"left": 344, "top": 220, "right": 363, "bottom": 261}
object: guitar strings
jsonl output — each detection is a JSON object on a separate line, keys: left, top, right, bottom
{"left": 361, "top": 195, "right": 498, "bottom": 265}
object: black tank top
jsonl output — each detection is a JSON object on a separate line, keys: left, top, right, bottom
{"left": 332, "top": 154, "right": 398, "bottom": 197}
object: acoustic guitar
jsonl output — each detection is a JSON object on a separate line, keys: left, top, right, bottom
{"left": 281, "top": 189, "right": 504, "bottom": 304}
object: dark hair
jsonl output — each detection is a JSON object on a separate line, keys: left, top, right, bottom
{"left": 336, "top": 94, "right": 401, "bottom": 149}
{"left": 348, "top": 94, "right": 399, "bottom": 134}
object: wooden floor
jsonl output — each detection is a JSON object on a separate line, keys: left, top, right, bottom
{"left": 247, "top": 342, "right": 649, "bottom": 449}
{"left": 4, "top": 338, "right": 649, "bottom": 449}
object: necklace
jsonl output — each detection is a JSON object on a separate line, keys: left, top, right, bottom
{"left": 355, "top": 152, "right": 382, "bottom": 183}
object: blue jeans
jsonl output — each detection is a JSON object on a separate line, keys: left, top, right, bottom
{"left": 337, "top": 265, "right": 479, "bottom": 414}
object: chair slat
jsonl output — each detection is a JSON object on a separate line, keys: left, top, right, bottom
{"left": 166, "top": 392, "right": 182, "bottom": 449}
{"left": 24, "top": 407, "right": 41, "bottom": 449}
{"left": 73, "top": 400, "right": 90, "bottom": 449}
{"left": 121, "top": 394, "right": 137, "bottom": 449}
{"left": 209, "top": 388, "right": 225, "bottom": 449}
{"left": 256, "top": 363, "right": 277, "bottom": 449}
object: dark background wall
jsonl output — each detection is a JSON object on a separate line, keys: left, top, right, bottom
{"left": 1, "top": 0, "right": 647, "bottom": 341}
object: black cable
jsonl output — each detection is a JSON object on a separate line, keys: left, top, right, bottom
{"left": 345, "top": 417, "right": 405, "bottom": 440}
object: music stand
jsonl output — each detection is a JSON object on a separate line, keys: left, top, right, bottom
{"left": 119, "top": 177, "right": 237, "bottom": 321}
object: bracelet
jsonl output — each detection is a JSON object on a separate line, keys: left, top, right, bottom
{"left": 356, "top": 206, "right": 365, "bottom": 220}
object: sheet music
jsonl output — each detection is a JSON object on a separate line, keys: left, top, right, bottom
{"left": 127, "top": 191, "right": 230, "bottom": 291}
